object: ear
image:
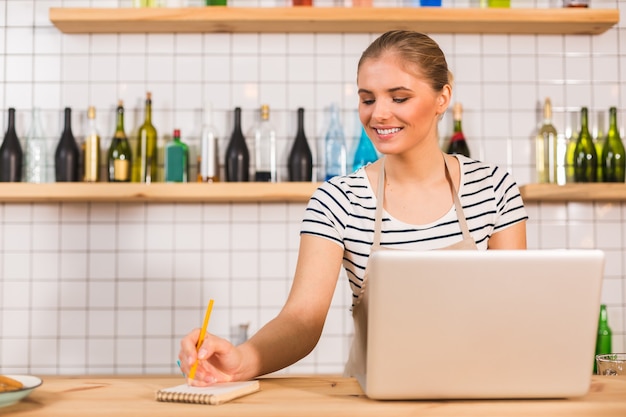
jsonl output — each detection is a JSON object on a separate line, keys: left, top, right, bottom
{"left": 436, "top": 84, "right": 452, "bottom": 116}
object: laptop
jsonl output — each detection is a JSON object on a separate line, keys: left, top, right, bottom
{"left": 363, "top": 249, "right": 605, "bottom": 400}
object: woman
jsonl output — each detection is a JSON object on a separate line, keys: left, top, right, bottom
{"left": 178, "top": 30, "right": 528, "bottom": 385}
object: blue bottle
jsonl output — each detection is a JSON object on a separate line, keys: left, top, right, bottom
{"left": 324, "top": 103, "right": 347, "bottom": 181}
{"left": 353, "top": 125, "right": 378, "bottom": 172}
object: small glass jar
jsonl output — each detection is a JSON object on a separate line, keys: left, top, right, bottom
{"left": 563, "top": 0, "right": 589, "bottom": 7}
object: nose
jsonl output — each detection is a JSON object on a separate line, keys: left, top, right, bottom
{"left": 371, "top": 101, "right": 391, "bottom": 122}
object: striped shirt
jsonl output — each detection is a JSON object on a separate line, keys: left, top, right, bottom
{"left": 301, "top": 155, "right": 528, "bottom": 304}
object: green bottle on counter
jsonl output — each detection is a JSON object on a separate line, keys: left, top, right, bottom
{"left": 594, "top": 304, "right": 612, "bottom": 374}
{"left": 601, "top": 107, "right": 626, "bottom": 182}
{"left": 132, "top": 92, "right": 158, "bottom": 183}
{"left": 573, "top": 107, "right": 597, "bottom": 182}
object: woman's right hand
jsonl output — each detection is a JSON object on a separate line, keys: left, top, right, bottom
{"left": 178, "top": 328, "right": 245, "bottom": 386}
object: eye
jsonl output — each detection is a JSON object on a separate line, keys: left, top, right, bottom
{"left": 393, "top": 97, "right": 408, "bottom": 103}
{"left": 361, "top": 98, "right": 375, "bottom": 105}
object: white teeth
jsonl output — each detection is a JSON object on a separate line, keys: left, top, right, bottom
{"left": 376, "top": 128, "right": 400, "bottom": 135}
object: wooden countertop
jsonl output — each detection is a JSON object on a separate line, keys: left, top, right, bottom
{"left": 4, "top": 375, "right": 626, "bottom": 416}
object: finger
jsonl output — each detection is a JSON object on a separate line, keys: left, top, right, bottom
{"left": 178, "top": 328, "right": 201, "bottom": 371}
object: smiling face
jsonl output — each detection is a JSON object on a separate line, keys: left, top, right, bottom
{"left": 357, "top": 53, "right": 451, "bottom": 158}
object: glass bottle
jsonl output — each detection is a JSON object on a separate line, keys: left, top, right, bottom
{"left": 601, "top": 107, "right": 626, "bottom": 183}
{"left": 225, "top": 107, "right": 250, "bottom": 182}
{"left": 83, "top": 106, "right": 101, "bottom": 182}
{"left": 132, "top": 92, "right": 158, "bottom": 183}
{"left": 164, "top": 129, "right": 189, "bottom": 183}
{"left": 199, "top": 103, "right": 220, "bottom": 182}
{"left": 107, "top": 100, "right": 132, "bottom": 182}
{"left": 563, "top": 0, "right": 588, "bottom": 7}
{"left": 24, "top": 107, "right": 48, "bottom": 183}
{"left": 573, "top": 107, "right": 598, "bottom": 182}
{"left": 593, "top": 110, "right": 606, "bottom": 182}
{"left": 253, "top": 104, "right": 277, "bottom": 182}
{"left": 446, "top": 102, "right": 471, "bottom": 158}
{"left": 0, "top": 108, "right": 23, "bottom": 182}
{"left": 594, "top": 304, "right": 612, "bottom": 373}
{"left": 55, "top": 107, "right": 80, "bottom": 182}
{"left": 324, "top": 103, "right": 348, "bottom": 181}
{"left": 287, "top": 107, "right": 313, "bottom": 182}
{"left": 353, "top": 125, "right": 378, "bottom": 172}
{"left": 535, "top": 98, "right": 558, "bottom": 183}
{"left": 564, "top": 110, "right": 579, "bottom": 184}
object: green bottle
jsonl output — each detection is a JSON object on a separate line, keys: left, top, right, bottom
{"left": 594, "top": 304, "right": 612, "bottom": 374}
{"left": 601, "top": 107, "right": 626, "bottom": 183}
{"left": 164, "top": 129, "right": 189, "bottom": 183}
{"left": 593, "top": 111, "right": 605, "bottom": 182}
{"left": 132, "top": 92, "right": 158, "bottom": 183}
{"left": 107, "top": 101, "right": 132, "bottom": 182}
{"left": 573, "top": 107, "right": 598, "bottom": 182}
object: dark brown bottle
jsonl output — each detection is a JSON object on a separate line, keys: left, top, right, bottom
{"left": 55, "top": 107, "right": 80, "bottom": 182}
{"left": 288, "top": 107, "right": 313, "bottom": 181}
{"left": 0, "top": 108, "right": 23, "bottom": 182}
{"left": 445, "top": 102, "right": 471, "bottom": 158}
{"left": 225, "top": 107, "right": 249, "bottom": 182}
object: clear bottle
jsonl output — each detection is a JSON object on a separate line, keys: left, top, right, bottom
{"left": 199, "top": 103, "right": 220, "bottom": 182}
{"left": 0, "top": 108, "right": 23, "bottom": 182}
{"left": 594, "top": 304, "right": 612, "bottom": 374}
{"left": 535, "top": 98, "right": 558, "bottom": 183}
{"left": 324, "top": 103, "right": 348, "bottom": 181}
{"left": 353, "top": 125, "right": 378, "bottom": 172}
{"left": 55, "top": 107, "right": 80, "bottom": 182}
{"left": 253, "top": 104, "right": 277, "bottom": 182}
{"left": 164, "top": 129, "right": 189, "bottom": 183}
{"left": 445, "top": 102, "right": 471, "bottom": 158}
{"left": 108, "top": 101, "right": 132, "bottom": 182}
{"left": 601, "top": 107, "right": 626, "bottom": 183}
{"left": 132, "top": 92, "right": 158, "bottom": 183}
{"left": 287, "top": 107, "right": 313, "bottom": 182}
{"left": 573, "top": 107, "right": 598, "bottom": 182}
{"left": 83, "top": 106, "right": 101, "bottom": 182}
{"left": 24, "top": 107, "right": 48, "bottom": 183}
{"left": 225, "top": 107, "right": 250, "bottom": 182}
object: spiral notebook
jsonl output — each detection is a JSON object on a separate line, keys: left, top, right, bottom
{"left": 155, "top": 380, "right": 260, "bottom": 405}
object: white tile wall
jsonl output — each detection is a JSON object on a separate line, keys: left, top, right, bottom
{"left": 0, "top": 0, "right": 625, "bottom": 376}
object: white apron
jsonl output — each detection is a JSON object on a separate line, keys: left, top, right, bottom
{"left": 344, "top": 155, "right": 478, "bottom": 380}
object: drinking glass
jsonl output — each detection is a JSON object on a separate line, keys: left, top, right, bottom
{"left": 596, "top": 353, "right": 626, "bottom": 376}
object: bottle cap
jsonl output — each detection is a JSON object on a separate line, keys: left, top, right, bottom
{"left": 173, "top": 129, "right": 181, "bottom": 137}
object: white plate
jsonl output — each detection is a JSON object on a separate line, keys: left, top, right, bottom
{"left": 0, "top": 375, "right": 43, "bottom": 408}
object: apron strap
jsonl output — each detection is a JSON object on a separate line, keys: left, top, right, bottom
{"left": 373, "top": 154, "right": 472, "bottom": 245}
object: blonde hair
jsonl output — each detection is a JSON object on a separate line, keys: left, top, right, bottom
{"left": 358, "top": 30, "right": 453, "bottom": 93}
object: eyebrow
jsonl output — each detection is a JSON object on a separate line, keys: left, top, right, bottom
{"left": 358, "top": 86, "right": 414, "bottom": 94}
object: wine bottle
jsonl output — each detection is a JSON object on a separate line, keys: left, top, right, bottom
{"left": 199, "top": 103, "right": 220, "bottom": 182}
{"left": 253, "top": 104, "right": 277, "bottom": 182}
{"left": 594, "top": 304, "right": 612, "bottom": 374}
{"left": 225, "top": 107, "right": 250, "bottom": 182}
{"left": 601, "top": 107, "right": 625, "bottom": 183}
{"left": 24, "top": 107, "right": 48, "bottom": 183}
{"left": 164, "top": 129, "right": 189, "bottom": 183}
{"left": 573, "top": 107, "right": 598, "bottom": 182}
{"left": 83, "top": 106, "right": 101, "bottom": 182}
{"left": 287, "top": 107, "right": 313, "bottom": 181}
{"left": 593, "top": 110, "right": 606, "bottom": 181}
{"left": 535, "top": 98, "right": 558, "bottom": 183}
{"left": 324, "top": 103, "right": 348, "bottom": 181}
{"left": 353, "top": 125, "right": 378, "bottom": 172}
{"left": 446, "top": 102, "right": 470, "bottom": 158}
{"left": 132, "top": 92, "right": 158, "bottom": 183}
{"left": 0, "top": 108, "right": 23, "bottom": 182}
{"left": 55, "top": 107, "right": 80, "bottom": 182}
{"left": 564, "top": 110, "right": 579, "bottom": 184}
{"left": 107, "top": 100, "right": 132, "bottom": 182}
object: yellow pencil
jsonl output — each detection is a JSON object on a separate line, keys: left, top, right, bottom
{"left": 188, "top": 299, "right": 214, "bottom": 381}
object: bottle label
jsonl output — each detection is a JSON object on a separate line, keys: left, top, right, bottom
{"left": 113, "top": 159, "right": 130, "bottom": 181}
{"left": 450, "top": 132, "right": 465, "bottom": 143}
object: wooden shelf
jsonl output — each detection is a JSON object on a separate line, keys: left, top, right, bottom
{"left": 519, "top": 183, "right": 626, "bottom": 202}
{"left": 49, "top": 7, "right": 619, "bottom": 35}
{"left": 0, "top": 182, "right": 321, "bottom": 204}
{"left": 1, "top": 182, "right": 622, "bottom": 203}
